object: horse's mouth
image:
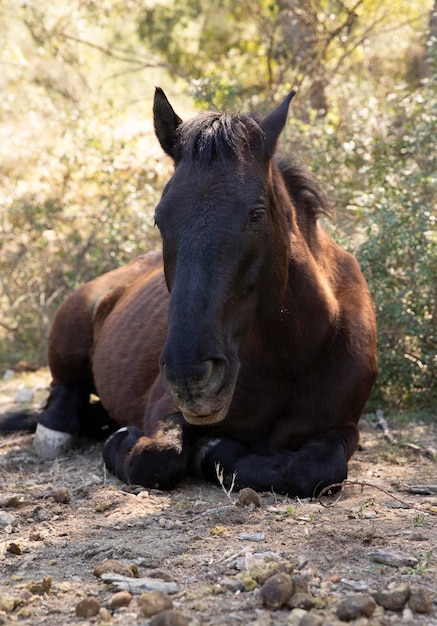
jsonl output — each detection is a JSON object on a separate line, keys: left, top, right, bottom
{"left": 180, "top": 406, "right": 228, "bottom": 426}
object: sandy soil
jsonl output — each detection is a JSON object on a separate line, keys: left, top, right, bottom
{"left": 0, "top": 370, "right": 436, "bottom": 625}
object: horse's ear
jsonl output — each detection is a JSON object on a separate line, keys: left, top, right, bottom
{"left": 153, "top": 87, "right": 183, "bottom": 159}
{"left": 260, "top": 90, "right": 296, "bottom": 159}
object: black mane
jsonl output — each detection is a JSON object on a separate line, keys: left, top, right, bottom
{"left": 280, "top": 160, "right": 330, "bottom": 220}
{"left": 175, "top": 112, "right": 266, "bottom": 164}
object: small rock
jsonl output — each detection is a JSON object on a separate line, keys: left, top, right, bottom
{"left": 336, "top": 594, "right": 376, "bottom": 621}
{"left": 29, "top": 530, "right": 44, "bottom": 541}
{"left": 287, "top": 608, "right": 307, "bottom": 626}
{"left": 238, "top": 487, "right": 262, "bottom": 507}
{"left": 75, "top": 596, "right": 101, "bottom": 618}
{"left": 108, "top": 590, "right": 132, "bottom": 610}
{"left": 291, "top": 574, "right": 308, "bottom": 594}
{"left": 0, "top": 512, "right": 15, "bottom": 528}
{"left": 0, "top": 494, "right": 22, "bottom": 508}
{"left": 238, "top": 532, "right": 265, "bottom": 542}
{"left": 372, "top": 584, "right": 409, "bottom": 611}
{"left": 14, "top": 388, "right": 34, "bottom": 403}
{"left": 51, "top": 489, "right": 70, "bottom": 504}
{"left": 0, "top": 594, "right": 15, "bottom": 613}
{"left": 368, "top": 549, "right": 418, "bottom": 568}
{"left": 93, "top": 559, "right": 139, "bottom": 578}
{"left": 287, "top": 592, "right": 315, "bottom": 609}
{"left": 408, "top": 586, "right": 433, "bottom": 613}
{"left": 138, "top": 590, "right": 173, "bottom": 617}
{"left": 6, "top": 542, "right": 22, "bottom": 555}
{"left": 341, "top": 578, "right": 368, "bottom": 592}
{"left": 2, "top": 369, "right": 14, "bottom": 381}
{"left": 299, "top": 614, "right": 324, "bottom": 626}
{"left": 25, "top": 577, "right": 52, "bottom": 595}
{"left": 149, "top": 609, "right": 190, "bottom": 625}
{"left": 402, "top": 605, "right": 415, "bottom": 622}
{"left": 99, "top": 607, "right": 112, "bottom": 621}
{"left": 260, "top": 572, "right": 294, "bottom": 610}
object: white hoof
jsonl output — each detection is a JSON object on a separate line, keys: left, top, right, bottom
{"left": 34, "top": 424, "right": 75, "bottom": 460}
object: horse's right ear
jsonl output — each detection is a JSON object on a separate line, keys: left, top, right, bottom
{"left": 153, "top": 87, "right": 183, "bottom": 159}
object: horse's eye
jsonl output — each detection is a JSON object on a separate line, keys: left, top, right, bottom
{"left": 249, "top": 207, "right": 266, "bottom": 224}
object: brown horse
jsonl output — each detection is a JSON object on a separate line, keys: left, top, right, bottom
{"left": 4, "top": 88, "right": 378, "bottom": 496}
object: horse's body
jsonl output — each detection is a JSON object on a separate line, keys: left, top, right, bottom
{"left": 17, "top": 88, "right": 378, "bottom": 495}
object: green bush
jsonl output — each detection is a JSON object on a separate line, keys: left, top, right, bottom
{"left": 356, "top": 87, "right": 436, "bottom": 407}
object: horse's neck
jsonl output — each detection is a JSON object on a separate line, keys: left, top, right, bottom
{"left": 255, "top": 229, "right": 339, "bottom": 362}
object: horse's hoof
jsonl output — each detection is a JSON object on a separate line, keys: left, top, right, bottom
{"left": 102, "top": 426, "right": 142, "bottom": 480}
{"left": 33, "top": 423, "right": 75, "bottom": 460}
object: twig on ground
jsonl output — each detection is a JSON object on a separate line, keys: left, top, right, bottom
{"left": 317, "top": 480, "right": 437, "bottom": 515}
{"left": 215, "top": 462, "right": 237, "bottom": 502}
{"left": 374, "top": 409, "right": 398, "bottom": 444}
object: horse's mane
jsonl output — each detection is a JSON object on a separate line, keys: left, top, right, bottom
{"left": 175, "top": 112, "right": 266, "bottom": 163}
{"left": 279, "top": 160, "right": 330, "bottom": 221}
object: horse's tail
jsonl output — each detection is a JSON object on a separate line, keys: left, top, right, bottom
{"left": 0, "top": 410, "right": 38, "bottom": 434}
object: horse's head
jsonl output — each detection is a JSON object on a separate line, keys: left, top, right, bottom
{"left": 153, "top": 87, "right": 295, "bottom": 425}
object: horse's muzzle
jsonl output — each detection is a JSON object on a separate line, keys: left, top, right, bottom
{"left": 161, "top": 358, "right": 233, "bottom": 425}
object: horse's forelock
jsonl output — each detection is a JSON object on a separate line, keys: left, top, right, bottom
{"left": 175, "top": 113, "right": 266, "bottom": 164}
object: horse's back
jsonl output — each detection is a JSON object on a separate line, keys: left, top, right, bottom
{"left": 48, "top": 251, "right": 163, "bottom": 389}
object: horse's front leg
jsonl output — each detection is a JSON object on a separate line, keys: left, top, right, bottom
{"left": 102, "top": 410, "right": 192, "bottom": 490}
{"left": 195, "top": 428, "right": 355, "bottom": 497}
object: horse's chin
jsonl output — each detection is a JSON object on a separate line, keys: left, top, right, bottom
{"left": 181, "top": 407, "right": 227, "bottom": 426}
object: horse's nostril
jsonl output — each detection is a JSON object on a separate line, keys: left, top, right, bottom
{"left": 162, "top": 357, "right": 227, "bottom": 400}
{"left": 207, "top": 358, "right": 227, "bottom": 394}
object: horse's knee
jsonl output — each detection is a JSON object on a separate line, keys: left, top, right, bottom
{"left": 103, "top": 426, "right": 142, "bottom": 483}
{"left": 103, "top": 426, "right": 188, "bottom": 490}
{"left": 127, "top": 437, "right": 188, "bottom": 490}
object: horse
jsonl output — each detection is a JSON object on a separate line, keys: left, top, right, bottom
{"left": 2, "top": 87, "right": 378, "bottom": 496}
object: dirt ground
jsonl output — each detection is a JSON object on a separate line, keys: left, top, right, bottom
{"left": 0, "top": 370, "right": 436, "bottom": 626}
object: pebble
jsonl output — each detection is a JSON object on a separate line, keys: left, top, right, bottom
{"left": 287, "top": 608, "right": 307, "bottom": 625}
{"left": 408, "top": 586, "right": 433, "bottom": 613}
{"left": 99, "top": 607, "right": 112, "bottom": 621}
{"left": 336, "top": 593, "right": 376, "bottom": 621}
{"left": 2, "top": 369, "right": 14, "bottom": 381}
{"left": 6, "top": 542, "right": 22, "bottom": 555}
{"left": 14, "top": 387, "right": 34, "bottom": 403}
{"left": 0, "top": 494, "right": 22, "bottom": 507}
{"left": 0, "top": 511, "right": 15, "bottom": 527}
{"left": 149, "top": 609, "right": 190, "bottom": 625}
{"left": 291, "top": 574, "right": 308, "bottom": 593}
{"left": 93, "top": 558, "right": 139, "bottom": 578}
{"left": 372, "top": 584, "right": 409, "bottom": 611}
{"left": 108, "top": 590, "right": 132, "bottom": 610}
{"left": 137, "top": 590, "right": 173, "bottom": 617}
{"left": 25, "top": 577, "right": 52, "bottom": 595}
{"left": 260, "top": 572, "right": 294, "bottom": 610}
{"left": 287, "top": 591, "right": 315, "bottom": 609}
{"left": 75, "top": 596, "right": 101, "bottom": 618}
{"left": 368, "top": 549, "right": 418, "bottom": 568}
{"left": 0, "top": 595, "right": 15, "bottom": 613}
{"left": 299, "top": 614, "right": 324, "bottom": 626}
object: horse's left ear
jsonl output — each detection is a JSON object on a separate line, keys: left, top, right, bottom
{"left": 153, "top": 87, "right": 183, "bottom": 160}
{"left": 260, "top": 90, "right": 296, "bottom": 159}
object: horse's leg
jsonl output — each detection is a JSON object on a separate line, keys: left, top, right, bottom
{"left": 102, "top": 413, "right": 192, "bottom": 489}
{"left": 195, "top": 428, "right": 355, "bottom": 497}
{"left": 34, "top": 287, "right": 98, "bottom": 459}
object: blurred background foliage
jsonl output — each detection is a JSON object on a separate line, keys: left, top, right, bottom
{"left": 0, "top": 0, "right": 435, "bottom": 410}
